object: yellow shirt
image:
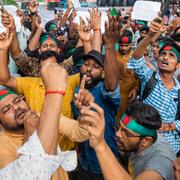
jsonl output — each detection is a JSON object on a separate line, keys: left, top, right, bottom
{"left": 116, "top": 51, "right": 140, "bottom": 120}
{"left": 17, "top": 73, "right": 81, "bottom": 150}
{"left": 17, "top": 73, "right": 80, "bottom": 117}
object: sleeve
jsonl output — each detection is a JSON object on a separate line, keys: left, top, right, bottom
{"left": 16, "top": 77, "right": 31, "bottom": 95}
{"left": 101, "top": 83, "right": 120, "bottom": 114}
{"left": 13, "top": 52, "right": 40, "bottom": 77}
{"left": 144, "top": 156, "right": 174, "bottom": 180}
{"left": 127, "top": 56, "right": 153, "bottom": 83}
{"left": 0, "top": 131, "right": 77, "bottom": 180}
{"left": 59, "top": 115, "right": 89, "bottom": 142}
{"left": 60, "top": 58, "right": 74, "bottom": 75}
{"left": 174, "top": 120, "right": 180, "bottom": 132}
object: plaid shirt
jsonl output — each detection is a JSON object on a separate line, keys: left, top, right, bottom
{"left": 128, "top": 56, "right": 180, "bottom": 153}
{"left": 13, "top": 52, "right": 74, "bottom": 77}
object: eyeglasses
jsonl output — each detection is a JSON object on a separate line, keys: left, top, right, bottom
{"left": 116, "top": 123, "right": 144, "bottom": 138}
{"left": 1, "top": 95, "right": 25, "bottom": 114}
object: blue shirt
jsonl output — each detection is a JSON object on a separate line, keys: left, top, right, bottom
{"left": 72, "top": 81, "right": 120, "bottom": 173}
{"left": 127, "top": 56, "right": 180, "bottom": 153}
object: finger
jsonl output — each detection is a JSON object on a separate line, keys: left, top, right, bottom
{"left": 90, "top": 103, "right": 104, "bottom": 119}
{"left": 78, "top": 89, "right": 86, "bottom": 106}
{"left": 5, "top": 27, "right": 10, "bottom": 39}
{"left": 80, "top": 74, "right": 87, "bottom": 90}
{"left": 82, "top": 124, "right": 98, "bottom": 137}
{"left": 80, "top": 115, "right": 97, "bottom": 127}
{"left": 83, "top": 93, "right": 94, "bottom": 106}
{"left": 80, "top": 107, "right": 99, "bottom": 119}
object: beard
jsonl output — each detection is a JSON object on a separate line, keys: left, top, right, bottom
{"left": 39, "top": 50, "right": 58, "bottom": 61}
{"left": 80, "top": 71, "right": 104, "bottom": 89}
{"left": 119, "top": 48, "right": 131, "bottom": 55}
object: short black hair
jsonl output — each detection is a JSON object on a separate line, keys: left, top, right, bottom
{"left": 174, "top": 26, "right": 180, "bottom": 34}
{"left": 159, "top": 39, "right": 180, "bottom": 55}
{"left": 125, "top": 102, "right": 162, "bottom": 141}
{"left": 139, "top": 25, "right": 149, "bottom": 33}
{"left": 170, "top": 33, "right": 180, "bottom": 43}
{"left": 45, "top": 20, "right": 56, "bottom": 33}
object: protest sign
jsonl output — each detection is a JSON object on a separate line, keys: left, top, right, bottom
{"left": 132, "top": 0, "right": 161, "bottom": 21}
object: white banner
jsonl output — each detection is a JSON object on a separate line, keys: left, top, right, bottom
{"left": 132, "top": 0, "right": 161, "bottom": 22}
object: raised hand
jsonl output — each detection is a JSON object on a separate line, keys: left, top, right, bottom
{"left": 74, "top": 75, "right": 94, "bottom": 109}
{"left": 1, "top": 11, "right": 15, "bottom": 30}
{"left": 76, "top": 16, "right": 92, "bottom": 42}
{"left": 80, "top": 103, "right": 105, "bottom": 150}
{"left": 149, "top": 17, "right": 164, "bottom": 35}
{"left": 0, "top": 28, "right": 13, "bottom": 50}
{"left": 40, "top": 60, "right": 68, "bottom": 92}
{"left": 28, "top": 0, "right": 39, "bottom": 13}
{"left": 89, "top": 8, "right": 101, "bottom": 30}
{"left": 104, "top": 14, "right": 120, "bottom": 47}
{"left": 67, "top": 0, "right": 73, "bottom": 9}
{"left": 69, "top": 9, "right": 77, "bottom": 22}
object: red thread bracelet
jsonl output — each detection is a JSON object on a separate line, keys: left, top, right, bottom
{"left": 93, "top": 28, "right": 101, "bottom": 31}
{"left": 45, "top": 90, "right": 66, "bottom": 96}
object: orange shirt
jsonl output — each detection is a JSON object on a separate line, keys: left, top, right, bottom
{"left": 116, "top": 51, "right": 140, "bottom": 120}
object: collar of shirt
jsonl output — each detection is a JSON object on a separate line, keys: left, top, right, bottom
{"left": 155, "top": 71, "right": 180, "bottom": 90}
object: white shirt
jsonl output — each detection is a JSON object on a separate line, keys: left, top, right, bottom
{"left": 0, "top": 131, "right": 77, "bottom": 180}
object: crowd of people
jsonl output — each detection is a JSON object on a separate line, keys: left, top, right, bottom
{"left": 0, "top": 0, "right": 179, "bottom": 179}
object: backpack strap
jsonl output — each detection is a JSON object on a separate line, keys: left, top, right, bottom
{"left": 175, "top": 89, "right": 180, "bottom": 120}
{"left": 141, "top": 71, "right": 157, "bottom": 101}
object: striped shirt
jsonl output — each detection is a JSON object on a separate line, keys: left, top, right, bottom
{"left": 127, "top": 56, "right": 180, "bottom": 153}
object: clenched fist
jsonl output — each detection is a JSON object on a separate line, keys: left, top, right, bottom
{"left": 40, "top": 60, "right": 68, "bottom": 92}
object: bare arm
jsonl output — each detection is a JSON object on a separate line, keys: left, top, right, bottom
{"left": 38, "top": 60, "right": 68, "bottom": 154}
{"left": 68, "top": 9, "right": 77, "bottom": 39}
{"left": 28, "top": 22, "right": 43, "bottom": 51}
{"left": 0, "top": 29, "right": 17, "bottom": 90}
{"left": 59, "top": 0, "right": 73, "bottom": 27}
{"left": 90, "top": 8, "right": 102, "bottom": 52}
{"left": 27, "top": 0, "right": 39, "bottom": 39}
{"left": 1, "top": 12, "right": 21, "bottom": 58}
{"left": 133, "top": 18, "right": 163, "bottom": 60}
{"left": 95, "top": 141, "right": 132, "bottom": 180}
{"left": 76, "top": 17, "right": 92, "bottom": 54}
{"left": 104, "top": 16, "right": 119, "bottom": 91}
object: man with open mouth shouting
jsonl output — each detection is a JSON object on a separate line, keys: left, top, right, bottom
{"left": 127, "top": 17, "right": 180, "bottom": 154}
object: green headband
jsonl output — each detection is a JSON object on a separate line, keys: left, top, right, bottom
{"left": 120, "top": 113, "right": 156, "bottom": 137}
{"left": 40, "top": 35, "right": 58, "bottom": 46}
{"left": 0, "top": 89, "right": 17, "bottom": 101}
{"left": 49, "top": 24, "right": 56, "bottom": 32}
{"left": 67, "top": 48, "right": 76, "bottom": 56}
{"left": 161, "top": 45, "right": 180, "bottom": 63}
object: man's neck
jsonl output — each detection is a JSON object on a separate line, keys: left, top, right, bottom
{"left": 5, "top": 128, "right": 24, "bottom": 136}
{"left": 159, "top": 71, "right": 175, "bottom": 91}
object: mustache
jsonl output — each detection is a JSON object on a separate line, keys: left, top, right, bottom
{"left": 161, "top": 60, "right": 169, "bottom": 65}
{"left": 15, "top": 108, "right": 28, "bottom": 123}
{"left": 39, "top": 50, "right": 58, "bottom": 61}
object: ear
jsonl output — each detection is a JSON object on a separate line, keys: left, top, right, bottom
{"left": 140, "top": 137, "right": 153, "bottom": 147}
{"left": 57, "top": 48, "right": 60, "bottom": 54}
{"left": 176, "top": 63, "right": 180, "bottom": 70}
{"left": 101, "top": 70, "right": 105, "bottom": 79}
{"left": 38, "top": 48, "right": 41, "bottom": 54}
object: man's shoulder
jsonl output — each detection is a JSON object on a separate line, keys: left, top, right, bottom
{"left": 16, "top": 77, "right": 42, "bottom": 84}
